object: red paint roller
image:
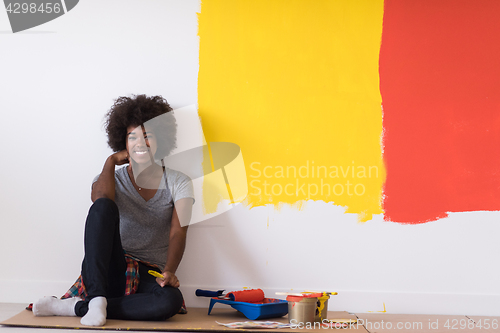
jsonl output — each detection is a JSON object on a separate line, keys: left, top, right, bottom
{"left": 196, "top": 288, "right": 265, "bottom": 303}
{"left": 227, "top": 289, "right": 265, "bottom": 303}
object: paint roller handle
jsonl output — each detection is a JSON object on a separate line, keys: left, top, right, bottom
{"left": 195, "top": 289, "right": 226, "bottom": 298}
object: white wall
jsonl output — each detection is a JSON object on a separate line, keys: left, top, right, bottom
{"left": 0, "top": 0, "right": 199, "bottom": 300}
{"left": 0, "top": 0, "right": 499, "bottom": 317}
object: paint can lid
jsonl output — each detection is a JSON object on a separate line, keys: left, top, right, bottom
{"left": 301, "top": 292, "right": 322, "bottom": 298}
{"left": 286, "top": 294, "right": 321, "bottom": 302}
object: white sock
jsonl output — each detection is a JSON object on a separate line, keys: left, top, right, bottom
{"left": 80, "top": 296, "right": 107, "bottom": 326}
{"left": 33, "top": 296, "right": 81, "bottom": 317}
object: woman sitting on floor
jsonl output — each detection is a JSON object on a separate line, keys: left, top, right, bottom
{"left": 32, "top": 94, "right": 194, "bottom": 326}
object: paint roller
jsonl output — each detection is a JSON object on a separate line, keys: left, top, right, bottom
{"left": 195, "top": 288, "right": 265, "bottom": 303}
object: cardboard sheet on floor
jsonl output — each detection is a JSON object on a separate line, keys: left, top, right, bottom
{"left": 1, "top": 308, "right": 364, "bottom": 332}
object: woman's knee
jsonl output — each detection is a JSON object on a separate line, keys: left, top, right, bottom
{"left": 152, "top": 287, "right": 183, "bottom": 320}
{"left": 85, "top": 198, "right": 120, "bottom": 239}
{"left": 86, "top": 198, "right": 119, "bottom": 227}
{"left": 90, "top": 198, "right": 119, "bottom": 216}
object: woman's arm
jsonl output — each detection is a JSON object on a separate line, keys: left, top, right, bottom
{"left": 156, "top": 198, "right": 193, "bottom": 288}
{"left": 91, "top": 150, "right": 129, "bottom": 202}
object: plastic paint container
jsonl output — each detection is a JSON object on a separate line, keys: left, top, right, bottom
{"left": 286, "top": 295, "right": 318, "bottom": 324}
{"left": 315, "top": 294, "right": 330, "bottom": 322}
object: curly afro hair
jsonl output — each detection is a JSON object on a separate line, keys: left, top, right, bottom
{"left": 105, "top": 94, "right": 177, "bottom": 159}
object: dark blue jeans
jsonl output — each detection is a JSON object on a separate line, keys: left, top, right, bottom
{"left": 74, "top": 198, "right": 183, "bottom": 321}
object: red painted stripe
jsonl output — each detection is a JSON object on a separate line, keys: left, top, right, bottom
{"left": 380, "top": 0, "right": 500, "bottom": 223}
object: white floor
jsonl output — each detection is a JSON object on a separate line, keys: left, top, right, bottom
{"left": 0, "top": 303, "right": 80, "bottom": 333}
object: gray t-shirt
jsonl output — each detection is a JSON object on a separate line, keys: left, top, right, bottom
{"left": 93, "top": 166, "right": 194, "bottom": 269}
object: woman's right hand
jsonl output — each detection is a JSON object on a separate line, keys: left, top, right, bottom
{"left": 110, "top": 150, "right": 129, "bottom": 166}
{"left": 156, "top": 271, "right": 180, "bottom": 288}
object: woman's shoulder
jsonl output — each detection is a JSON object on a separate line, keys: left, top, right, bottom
{"left": 165, "top": 167, "right": 192, "bottom": 184}
{"left": 92, "top": 166, "right": 127, "bottom": 184}
{"left": 165, "top": 167, "right": 194, "bottom": 202}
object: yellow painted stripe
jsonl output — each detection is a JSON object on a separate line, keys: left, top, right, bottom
{"left": 198, "top": 0, "right": 385, "bottom": 221}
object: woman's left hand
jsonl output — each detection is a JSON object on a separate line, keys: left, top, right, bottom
{"left": 156, "top": 271, "right": 180, "bottom": 288}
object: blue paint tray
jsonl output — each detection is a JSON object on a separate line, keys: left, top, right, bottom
{"left": 207, "top": 297, "right": 288, "bottom": 320}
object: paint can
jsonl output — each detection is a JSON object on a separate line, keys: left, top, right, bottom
{"left": 286, "top": 295, "right": 318, "bottom": 324}
{"left": 315, "top": 294, "right": 330, "bottom": 322}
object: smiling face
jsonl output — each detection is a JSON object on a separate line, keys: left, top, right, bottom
{"left": 126, "top": 124, "right": 158, "bottom": 165}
